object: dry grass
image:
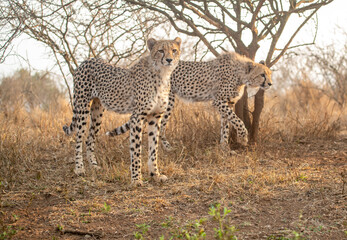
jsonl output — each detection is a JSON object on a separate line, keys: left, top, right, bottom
{"left": 261, "top": 85, "right": 344, "bottom": 144}
{"left": 0, "top": 87, "right": 346, "bottom": 239}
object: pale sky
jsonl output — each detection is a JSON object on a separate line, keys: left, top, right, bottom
{"left": 0, "top": 0, "right": 346, "bottom": 78}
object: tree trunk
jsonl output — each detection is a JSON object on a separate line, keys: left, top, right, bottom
{"left": 250, "top": 89, "right": 264, "bottom": 143}
{"left": 242, "top": 88, "right": 251, "bottom": 129}
{"left": 232, "top": 87, "right": 252, "bottom": 144}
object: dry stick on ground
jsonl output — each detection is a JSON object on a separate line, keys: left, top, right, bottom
{"left": 56, "top": 227, "right": 103, "bottom": 238}
{"left": 341, "top": 170, "right": 346, "bottom": 195}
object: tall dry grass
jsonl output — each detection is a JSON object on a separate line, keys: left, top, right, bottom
{"left": 0, "top": 99, "right": 69, "bottom": 189}
{"left": 0, "top": 80, "right": 345, "bottom": 191}
{"left": 261, "top": 81, "right": 344, "bottom": 144}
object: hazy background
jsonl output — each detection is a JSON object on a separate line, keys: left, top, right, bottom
{"left": 0, "top": 0, "right": 346, "bottom": 78}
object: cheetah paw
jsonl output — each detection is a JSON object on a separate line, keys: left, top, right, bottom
{"left": 131, "top": 179, "right": 143, "bottom": 187}
{"left": 74, "top": 167, "right": 86, "bottom": 176}
{"left": 91, "top": 164, "right": 101, "bottom": 170}
{"left": 153, "top": 174, "right": 168, "bottom": 183}
{"left": 220, "top": 142, "right": 230, "bottom": 151}
{"left": 238, "top": 136, "right": 248, "bottom": 147}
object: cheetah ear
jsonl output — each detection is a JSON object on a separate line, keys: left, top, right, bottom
{"left": 173, "top": 37, "right": 182, "bottom": 47}
{"left": 247, "top": 62, "right": 256, "bottom": 74}
{"left": 259, "top": 60, "right": 266, "bottom": 65}
{"left": 147, "top": 38, "right": 157, "bottom": 51}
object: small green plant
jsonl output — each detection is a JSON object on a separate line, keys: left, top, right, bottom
{"left": 291, "top": 230, "right": 306, "bottom": 240}
{"left": 0, "top": 226, "right": 17, "bottom": 240}
{"left": 56, "top": 224, "right": 63, "bottom": 232}
{"left": 173, "top": 218, "right": 207, "bottom": 240}
{"left": 102, "top": 202, "right": 111, "bottom": 213}
{"left": 296, "top": 174, "right": 307, "bottom": 182}
{"left": 11, "top": 214, "right": 19, "bottom": 222}
{"left": 133, "top": 205, "right": 237, "bottom": 240}
{"left": 134, "top": 223, "right": 150, "bottom": 240}
{"left": 161, "top": 216, "right": 174, "bottom": 228}
{"left": 208, "top": 203, "right": 238, "bottom": 240}
{"left": 160, "top": 217, "right": 207, "bottom": 240}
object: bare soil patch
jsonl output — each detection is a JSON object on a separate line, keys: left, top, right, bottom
{"left": 1, "top": 134, "right": 346, "bottom": 239}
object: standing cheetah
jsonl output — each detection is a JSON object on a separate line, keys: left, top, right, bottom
{"left": 106, "top": 52, "right": 272, "bottom": 149}
{"left": 63, "top": 37, "right": 181, "bottom": 185}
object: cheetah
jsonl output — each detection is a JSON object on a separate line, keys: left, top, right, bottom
{"left": 63, "top": 37, "right": 181, "bottom": 185}
{"left": 106, "top": 52, "right": 272, "bottom": 150}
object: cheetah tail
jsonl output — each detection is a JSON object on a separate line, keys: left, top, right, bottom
{"left": 106, "top": 121, "right": 130, "bottom": 137}
{"left": 63, "top": 116, "right": 77, "bottom": 136}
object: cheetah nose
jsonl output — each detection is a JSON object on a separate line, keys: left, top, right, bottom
{"left": 268, "top": 82, "right": 272, "bottom": 86}
{"left": 166, "top": 58, "right": 173, "bottom": 64}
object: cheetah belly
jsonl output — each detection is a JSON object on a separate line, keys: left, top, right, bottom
{"left": 97, "top": 91, "right": 134, "bottom": 114}
{"left": 173, "top": 78, "right": 216, "bottom": 103}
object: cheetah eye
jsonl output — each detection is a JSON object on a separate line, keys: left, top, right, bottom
{"left": 261, "top": 74, "right": 266, "bottom": 78}
{"left": 172, "top": 49, "right": 177, "bottom": 53}
{"left": 158, "top": 50, "right": 164, "bottom": 54}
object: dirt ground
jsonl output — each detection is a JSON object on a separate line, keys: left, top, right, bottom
{"left": 1, "top": 129, "right": 346, "bottom": 240}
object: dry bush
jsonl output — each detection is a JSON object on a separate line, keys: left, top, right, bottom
{"left": 260, "top": 81, "right": 344, "bottom": 144}
{"left": 0, "top": 69, "right": 64, "bottom": 112}
{"left": 0, "top": 99, "right": 69, "bottom": 188}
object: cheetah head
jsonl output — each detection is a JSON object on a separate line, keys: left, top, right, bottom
{"left": 147, "top": 37, "right": 181, "bottom": 71}
{"left": 245, "top": 61, "right": 273, "bottom": 90}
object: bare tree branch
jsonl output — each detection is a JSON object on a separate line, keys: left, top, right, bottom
{"left": 1, "top": 0, "right": 336, "bottom": 143}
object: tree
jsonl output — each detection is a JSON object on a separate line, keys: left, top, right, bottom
{"left": 283, "top": 42, "right": 347, "bottom": 108}
{"left": 0, "top": 0, "right": 168, "bottom": 105}
{"left": 0, "top": 0, "right": 335, "bottom": 143}
{"left": 0, "top": 69, "right": 64, "bottom": 111}
{"left": 123, "top": 0, "right": 334, "bottom": 143}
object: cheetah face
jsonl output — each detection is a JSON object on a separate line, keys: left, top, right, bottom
{"left": 147, "top": 37, "right": 181, "bottom": 70}
{"left": 247, "top": 61, "right": 273, "bottom": 90}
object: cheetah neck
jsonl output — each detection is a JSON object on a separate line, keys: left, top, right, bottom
{"left": 146, "top": 63, "right": 175, "bottom": 115}
{"left": 150, "top": 62, "right": 175, "bottom": 87}
{"left": 158, "top": 67, "right": 173, "bottom": 86}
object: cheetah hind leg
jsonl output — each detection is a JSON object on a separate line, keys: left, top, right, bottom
{"left": 237, "top": 127, "right": 248, "bottom": 147}
{"left": 159, "top": 91, "right": 175, "bottom": 152}
{"left": 86, "top": 98, "right": 104, "bottom": 170}
{"left": 159, "top": 119, "right": 174, "bottom": 152}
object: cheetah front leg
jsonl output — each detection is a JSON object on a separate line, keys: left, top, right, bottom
{"left": 220, "top": 117, "right": 230, "bottom": 145}
{"left": 129, "top": 115, "right": 144, "bottom": 186}
{"left": 71, "top": 102, "right": 90, "bottom": 175}
{"left": 86, "top": 98, "right": 104, "bottom": 170}
{"left": 214, "top": 100, "right": 248, "bottom": 146}
{"left": 148, "top": 114, "right": 168, "bottom": 182}
{"left": 160, "top": 91, "right": 175, "bottom": 151}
